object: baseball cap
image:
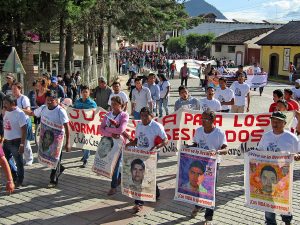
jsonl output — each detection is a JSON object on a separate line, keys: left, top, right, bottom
{"left": 295, "top": 79, "right": 300, "bottom": 85}
{"left": 51, "top": 76, "right": 58, "bottom": 83}
{"left": 98, "top": 76, "right": 107, "bottom": 83}
{"left": 6, "top": 73, "right": 15, "bottom": 79}
{"left": 270, "top": 111, "right": 287, "bottom": 121}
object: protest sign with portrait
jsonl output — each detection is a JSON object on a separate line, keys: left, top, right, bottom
{"left": 175, "top": 147, "right": 217, "bottom": 209}
{"left": 245, "top": 150, "right": 294, "bottom": 215}
{"left": 38, "top": 117, "right": 65, "bottom": 169}
{"left": 121, "top": 147, "right": 157, "bottom": 202}
{"left": 92, "top": 136, "right": 124, "bottom": 178}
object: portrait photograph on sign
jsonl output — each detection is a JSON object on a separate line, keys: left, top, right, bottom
{"left": 121, "top": 147, "right": 157, "bottom": 202}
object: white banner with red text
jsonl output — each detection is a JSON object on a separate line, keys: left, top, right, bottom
{"left": 245, "top": 150, "right": 294, "bottom": 215}
{"left": 66, "top": 108, "right": 294, "bottom": 156}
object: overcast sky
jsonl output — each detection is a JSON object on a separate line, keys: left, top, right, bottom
{"left": 208, "top": 0, "right": 300, "bottom": 21}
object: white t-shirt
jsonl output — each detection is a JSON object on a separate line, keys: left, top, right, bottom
{"left": 136, "top": 120, "right": 167, "bottom": 149}
{"left": 3, "top": 107, "right": 27, "bottom": 140}
{"left": 200, "top": 98, "right": 221, "bottom": 112}
{"left": 159, "top": 80, "right": 170, "bottom": 98}
{"left": 257, "top": 130, "right": 299, "bottom": 153}
{"left": 215, "top": 88, "right": 235, "bottom": 111}
{"left": 17, "top": 95, "right": 31, "bottom": 119}
{"left": 230, "top": 81, "right": 250, "bottom": 106}
{"left": 291, "top": 87, "right": 300, "bottom": 101}
{"left": 253, "top": 66, "right": 261, "bottom": 74}
{"left": 34, "top": 105, "right": 69, "bottom": 128}
{"left": 193, "top": 127, "right": 227, "bottom": 163}
{"left": 108, "top": 91, "right": 129, "bottom": 106}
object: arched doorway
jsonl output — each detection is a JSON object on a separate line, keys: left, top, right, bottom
{"left": 269, "top": 53, "right": 279, "bottom": 76}
{"left": 294, "top": 53, "right": 300, "bottom": 73}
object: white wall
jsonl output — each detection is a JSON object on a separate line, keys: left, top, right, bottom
{"left": 211, "top": 44, "right": 245, "bottom": 63}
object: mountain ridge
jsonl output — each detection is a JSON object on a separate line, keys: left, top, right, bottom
{"left": 184, "top": 0, "right": 227, "bottom": 19}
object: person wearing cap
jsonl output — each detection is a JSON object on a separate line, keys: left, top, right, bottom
{"left": 24, "top": 90, "right": 70, "bottom": 188}
{"left": 230, "top": 72, "right": 250, "bottom": 113}
{"left": 48, "top": 76, "right": 65, "bottom": 99}
{"left": 257, "top": 111, "right": 300, "bottom": 225}
{"left": 284, "top": 88, "right": 299, "bottom": 111}
{"left": 179, "top": 62, "right": 190, "bottom": 86}
{"left": 188, "top": 109, "right": 228, "bottom": 222}
{"left": 2, "top": 73, "right": 15, "bottom": 95}
{"left": 292, "top": 79, "right": 300, "bottom": 102}
{"left": 93, "top": 76, "right": 112, "bottom": 110}
{"left": 126, "top": 106, "right": 168, "bottom": 213}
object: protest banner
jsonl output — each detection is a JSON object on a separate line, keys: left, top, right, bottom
{"left": 245, "top": 150, "right": 294, "bottom": 215}
{"left": 174, "top": 147, "right": 217, "bottom": 208}
{"left": 66, "top": 108, "right": 294, "bottom": 157}
{"left": 121, "top": 147, "right": 157, "bottom": 202}
{"left": 38, "top": 117, "right": 65, "bottom": 169}
{"left": 92, "top": 136, "right": 124, "bottom": 178}
{"left": 245, "top": 74, "right": 268, "bottom": 88}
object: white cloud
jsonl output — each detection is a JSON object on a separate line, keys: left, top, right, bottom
{"left": 223, "top": 11, "right": 267, "bottom": 21}
{"left": 262, "top": 0, "right": 300, "bottom": 11}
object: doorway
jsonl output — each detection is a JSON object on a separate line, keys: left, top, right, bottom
{"left": 269, "top": 53, "right": 279, "bottom": 76}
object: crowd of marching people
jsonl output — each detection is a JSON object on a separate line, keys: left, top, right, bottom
{"left": 1, "top": 50, "right": 300, "bottom": 225}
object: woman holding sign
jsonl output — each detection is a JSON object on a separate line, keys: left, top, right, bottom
{"left": 100, "top": 96, "right": 129, "bottom": 196}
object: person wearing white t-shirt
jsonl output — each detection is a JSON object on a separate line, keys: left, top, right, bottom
{"left": 2, "top": 95, "right": 27, "bottom": 187}
{"left": 188, "top": 109, "right": 228, "bottom": 222}
{"left": 230, "top": 73, "right": 250, "bottom": 113}
{"left": 215, "top": 78, "right": 234, "bottom": 113}
{"left": 12, "top": 82, "right": 33, "bottom": 166}
{"left": 200, "top": 87, "right": 221, "bottom": 112}
{"left": 126, "top": 107, "right": 168, "bottom": 213}
{"left": 256, "top": 111, "right": 300, "bottom": 225}
{"left": 108, "top": 81, "right": 129, "bottom": 111}
{"left": 158, "top": 74, "right": 170, "bottom": 117}
{"left": 292, "top": 79, "right": 300, "bottom": 102}
{"left": 25, "top": 90, "right": 70, "bottom": 188}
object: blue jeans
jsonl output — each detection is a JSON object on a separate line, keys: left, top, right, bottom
{"left": 3, "top": 139, "right": 24, "bottom": 184}
{"left": 111, "top": 154, "right": 122, "bottom": 188}
{"left": 133, "top": 111, "right": 141, "bottom": 120}
{"left": 82, "top": 149, "right": 90, "bottom": 161}
{"left": 265, "top": 212, "right": 292, "bottom": 225}
{"left": 289, "top": 73, "right": 293, "bottom": 83}
{"left": 159, "top": 98, "right": 169, "bottom": 117}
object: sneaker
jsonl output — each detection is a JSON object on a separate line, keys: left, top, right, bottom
{"left": 14, "top": 181, "right": 23, "bottom": 188}
{"left": 47, "top": 181, "right": 57, "bottom": 188}
{"left": 80, "top": 160, "right": 87, "bottom": 168}
{"left": 191, "top": 206, "right": 205, "bottom": 218}
{"left": 107, "top": 188, "right": 117, "bottom": 196}
{"left": 132, "top": 204, "right": 143, "bottom": 213}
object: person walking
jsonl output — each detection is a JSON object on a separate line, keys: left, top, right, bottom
{"left": 256, "top": 111, "right": 300, "bottom": 225}
{"left": 143, "top": 73, "right": 160, "bottom": 116}
{"left": 200, "top": 87, "right": 221, "bottom": 112}
{"left": 230, "top": 73, "right": 250, "bottom": 113}
{"left": 215, "top": 78, "right": 235, "bottom": 113}
{"left": 100, "top": 96, "right": 129, "bottom": 196}
{"left": 174, "top": 86, "right": 200, "bottom": 111}
{"left": 179, "top": 62, "right": 190, "bottom": 86}
{"left": 93, "top": 76, "right": 112, "bottom": 111}
{"left": 289, "top": 62, "right": 296, "bottom": 84}
{"left": 158, "top": 74, "right": 170, "bottom": 117}
{"left": 170, "top": 60, "right": 177, "bottom": 79}
{"left": 73, "top": 85, "right": 97, "bottom": 168}
{"left": 108, "top": 81, "right": 129, "bottom": 112}
{"left": 2, "top": 73, "right": 15, "bottom": 95}
{"left": 0, "top": 145, "right": 15, "bottom": 193}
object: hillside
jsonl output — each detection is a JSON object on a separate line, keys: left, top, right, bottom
{"left": 184, "top": 0, "right": 227, "bottom": 19}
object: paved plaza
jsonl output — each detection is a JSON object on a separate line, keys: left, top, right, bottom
{"left": 1, "top": 77, "right": 299, "bottom": 225}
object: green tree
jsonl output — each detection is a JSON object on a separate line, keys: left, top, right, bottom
{"left": 186, "top": 33, "right": 215, "bottom": 56}
{"left": 167, "top": 36, "right": 186, "bottom": 54}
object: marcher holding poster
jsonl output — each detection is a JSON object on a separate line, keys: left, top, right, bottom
{"left": 126, "top": 106, "right": 168, "bottom": 213}
{"left": 187, "top": 109, "right": 228, "bottom": 223}
{"left": 25, "top": 90, "right": 70, "bottom": 188}
{"left": 96, "top": 96, "right": 128, "bottom": 196}
{"left": 248, "top": 111, "right": 300, "bottom": 225}
{"left": 175, "top": 147, "right": 217, "bottom": 208}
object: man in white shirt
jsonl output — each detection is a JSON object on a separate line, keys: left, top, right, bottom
{"left": 143, "top": 73, "right": 160, "bottom": 116}
{"left": 256, "top": 111, "right": 300, "bottom": 225}
{"left": 230, "top": 73, "right": 250, "bottom": 113}
{"left": 215, "top": 78, "right": 234, "bottom": 113}
{"left": 291, "top": 79, "right": 300, "bottom": 102}
{"left": 189, "top": 109, "right": 228, "bottom": 222}
{"left": 126, "top": 107, "right": 168, "bottom": 213}
{"left": 25, "top": 90, "right": 70, "bottom": 188}
{"left": 200, "top": 87, "right": 221, "bottom": 112}
{"left": 2, "top": 95, "right": 27, "bottom": 187}
{"left": 131, "top": 77, "right": 152, "bottom": 120}
{"left": 174, "top": 86, "right": 200, "bottom": 111}
{"left": 12, "top": 82, "right": 33, "bottom": 166}
{"left": 108, "top": 81, "right": 129, "bottom": 111}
